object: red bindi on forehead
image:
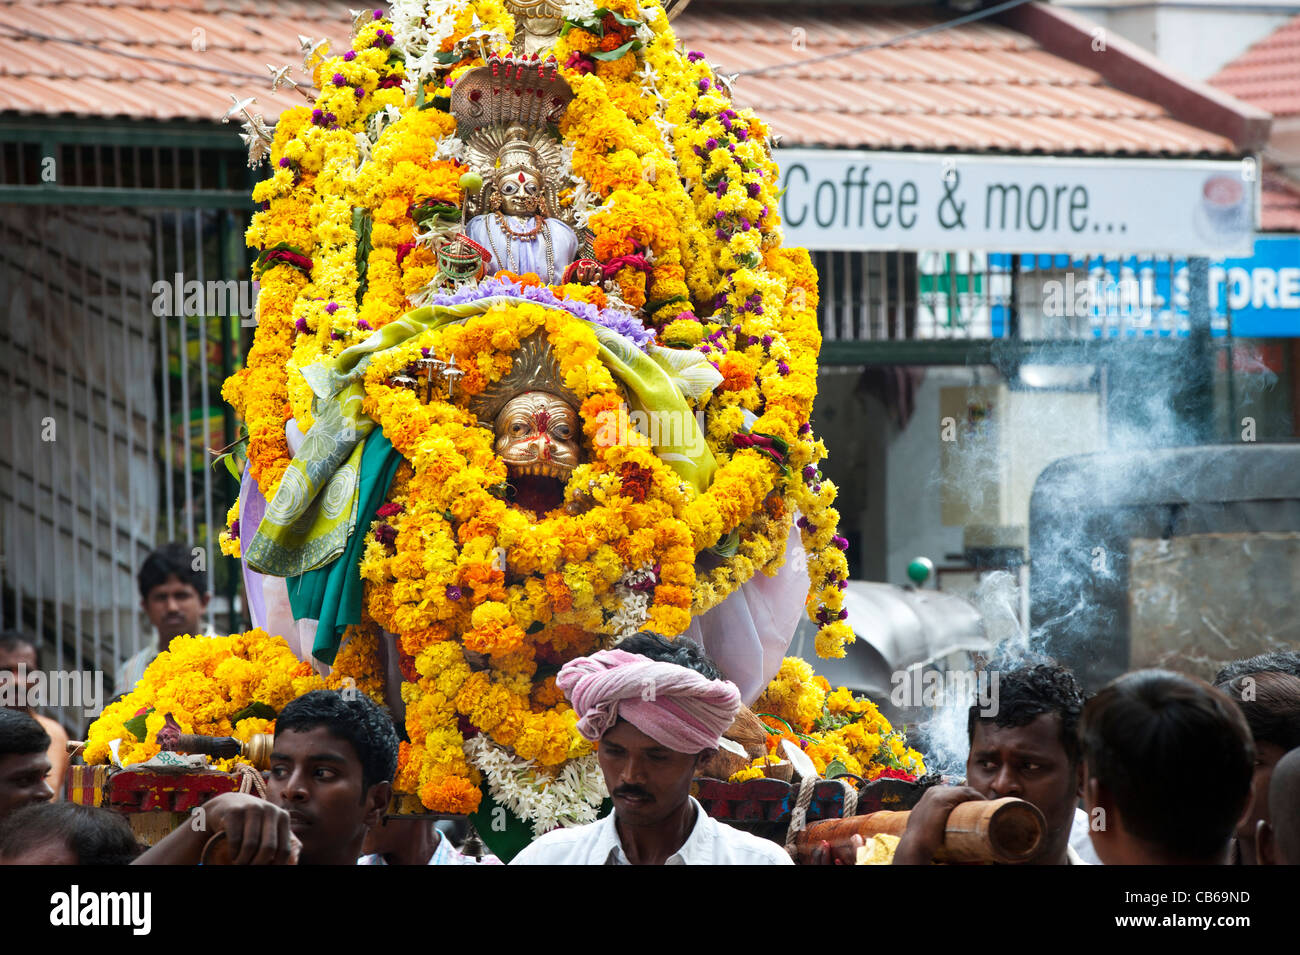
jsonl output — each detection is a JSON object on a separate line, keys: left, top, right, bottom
{"left": 533, "top": 408, "right": 550, "bottom": 428}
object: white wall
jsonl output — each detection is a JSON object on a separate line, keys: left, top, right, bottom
{"left": 1056, "top": 1, "right": 1300, "bottom": 80}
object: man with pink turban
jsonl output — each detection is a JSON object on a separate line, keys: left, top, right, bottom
{"left": 512, "top": 634, "right": 792, "bottom": 865}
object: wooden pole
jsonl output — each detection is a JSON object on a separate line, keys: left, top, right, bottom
{"left": 794, "top": 796, "right": 1045, "bottom": 864}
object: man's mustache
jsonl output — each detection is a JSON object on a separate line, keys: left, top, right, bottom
{"left": 613, "top": 786, "right": 653, "bottom": 800}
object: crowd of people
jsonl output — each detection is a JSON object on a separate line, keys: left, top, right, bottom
{"left": 0, "top": 543, "right": 1297, "bottom": 866}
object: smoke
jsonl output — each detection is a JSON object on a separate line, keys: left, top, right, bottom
{"left": 910, "top": 331, "right": 1277, "bottom": 773}
{"left": 917, "top": 570, "right": 1038, "bottom": 778}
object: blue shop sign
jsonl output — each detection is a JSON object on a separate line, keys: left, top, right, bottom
{"left": 987, "top": 235, "right": 1300, "bottom": 338}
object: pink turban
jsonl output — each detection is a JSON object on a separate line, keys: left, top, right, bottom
{"left": 557, "top": 649, "right": 742, "bottom": 753}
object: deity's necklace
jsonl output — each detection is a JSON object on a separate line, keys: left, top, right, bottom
{"left": 488, "top": 211, "right": 554, "bottom": 281}
{"left": 496, "top": 212, "right": 544, "bottom": 239}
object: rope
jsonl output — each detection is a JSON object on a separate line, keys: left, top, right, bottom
{"left": 840, "top": 778, "right": 860, "bottom": 818}
{"left": 232, "top": 762, "right": 268, "bottom": 799}
{"left": 784, "top": 772, "right": 817, "bottom": 860}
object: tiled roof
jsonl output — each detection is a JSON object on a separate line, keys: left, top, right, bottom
{"left": 0, "top": 0, "right": 1237, "bottom": 159}
{"left": 1261, "top": 167, "right": 1300, "bottom": 233}
{"left": 674, "top": 5, "right": 1236, "bottom": 156}
{"left": 0, "top": 0, "right": 351, "bottom": 122}
{"left": 1209, "top": 13, "right": 1300, "bottom": 121}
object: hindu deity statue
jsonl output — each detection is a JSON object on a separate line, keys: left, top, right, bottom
{"left": 502, "top": 0, "right": 567, "bottom": 56}
{"left": 470, "top": 331, "right": 585, "bottom": 516}
{"left": 462, "top": 127, "right": 579, "bottom": 283}
{"left": 451, "top": 57, "right": 585, "bottom": 284}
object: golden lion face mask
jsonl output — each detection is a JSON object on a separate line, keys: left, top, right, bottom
{"left": 493, "top": 391, "right": 580, "bottom": 480}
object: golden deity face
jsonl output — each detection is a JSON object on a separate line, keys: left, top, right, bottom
{"left": 495, "top": 167, "right": 545, "bottom": 217}
{"left": 494, "top": 392, "right": 581, "bottom": 480}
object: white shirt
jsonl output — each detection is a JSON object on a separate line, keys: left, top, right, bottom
{"left": 510, "top": 797, "right": 794, "bottom": 866}
{"left": 357, "top": 832, "right": 501, "bottom": 866}
{"left": 1069, "top": 806, "right": 1103, "bottom": 865}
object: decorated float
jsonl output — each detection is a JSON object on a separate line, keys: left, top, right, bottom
{"left": 78, "top": 0, "right": 936, "bottom": 861}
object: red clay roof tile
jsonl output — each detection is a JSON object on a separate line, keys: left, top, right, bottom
{"left": 0, "top": 0, "right": 1238, "bottom": 157}
{"left": 1210, "top": 14, "right": 1300, "bottom": 120}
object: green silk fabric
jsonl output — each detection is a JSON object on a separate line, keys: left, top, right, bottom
{"left": 285, "top": 429, "right": 402, "bottom": 666}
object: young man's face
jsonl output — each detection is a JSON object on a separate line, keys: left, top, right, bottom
{"left": 0, "top": 644, "right": 38, "bottom": 703}
{"left": 597, "top": 719, "right": 701, "bottom": 830}
{"left": 0, "top": 752, "right": 53, "bottom": 822}
{"left": 966, "top": 713, "right": 1080, "bottom": 861}
{"left": 267, "top": 726, "right": 388, "bottom": 865}
{"left": 140, "top": 575, "right": 209, "bottom": 645}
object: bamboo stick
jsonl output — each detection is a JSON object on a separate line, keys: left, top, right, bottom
{"left": 794, "top": 796, "right": 1046, "bottom": 864}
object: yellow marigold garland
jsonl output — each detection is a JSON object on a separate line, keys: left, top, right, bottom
{"left": 218, "top": 1, "right": 855, "bottom": 819}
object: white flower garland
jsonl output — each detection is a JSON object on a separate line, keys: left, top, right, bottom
{"left": 465, "top": 736, "right": 608, "bottom": 836}
{"left": 608, "top": 566, "right": 655, "bottom": 642}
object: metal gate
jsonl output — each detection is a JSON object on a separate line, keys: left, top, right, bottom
{"left": 0, "top": 124, "right": 255, "bottom": 728}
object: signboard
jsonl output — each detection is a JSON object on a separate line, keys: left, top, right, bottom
{"left": 989, "top": 236, "right": 1300, "bottom": 338}
{"left": 776, "top": 149, "right": 1258, "bottom": 256}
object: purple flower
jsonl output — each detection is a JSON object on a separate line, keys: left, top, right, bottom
{"left": 344, "top": 50, "right": 357, "bottom": 61}
{"left": 373, "top": 8, "right": 383, "bottom": 18}
{"left": 812, "top": 483, "right": 821, "bottom": 493}
{"left": 325, "top": 301, "right": 340, "bottom": 314}
{"left": 331, "top": 329, "right": 344, "bottom": 340}
{"left": 761, "top": 334, "right": 773, "bottom": 347}
{"left": 333, "top": 73, "right": 347, "bottom": 86}
{"left": 777, "top": 359, "right": 790, "bottom": 375}
{"left": 689, "top": 108, "right": 698, "bottom": 120}
{"left": 698, "top": 78, "right": 710, "bottom": 91}
{"left": 715, "top": 227, "right": 727, "bottom": 240}
{"left": 798, "top": 423, "right": 812, "bottom": 436}
{"left": 714, "top": 210, "right": 725, "bottom": 221}
{"left": 833, "top": 535, "right": 849, "bottom": 551}
{"left": 431, "top": 278, "right": 654, "bottom": 349}
{"left": 747, "top": 182, "right": 760, "bottom": 198}
{"left": 445, "top": 584, "right": 463, "bottom": 601}
{"left": 421, "top": 347, "right": 431, "bottom": 358}
{"left": 355, "top": 86, "right": 366, "bottom": 99}
{"left": 700, "top": 344, "right": 711, "bottom": 353}
{"left": 294, "top": 317, "right": 308, "bottom": 333}
{"left": 721, "top": 116, "right": 732, "bottom": 130}
{"left": 797, "top": 516, "right": 810, "bottom": 530}
{"left": 229, "top": 519, "right": 240, "bottom": 539}
{"left": 736, "top": 128, "right": 748, "bottom": 141}
{"left": 687, "top": 51, "right": 705, "bottom": 63}
{"left": 705, "top": 137, "right": 718, "bottom": 150}
{"left": 741, "top": 219, "right": 751, "bottom": 232}
{"left": 753, "top": 305, "right": 763, "bottom": 315}
{"left": 839, "top": 580, "right": 848, "bottom": 591}
{"left": 278, "top": 157, "right": 291, "bottom": 168}
{"left": 802, "top": 465, "right": 816, "bottom": 482}
{"left": 357, "top": 319, "right": 371, "bottom": 330}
